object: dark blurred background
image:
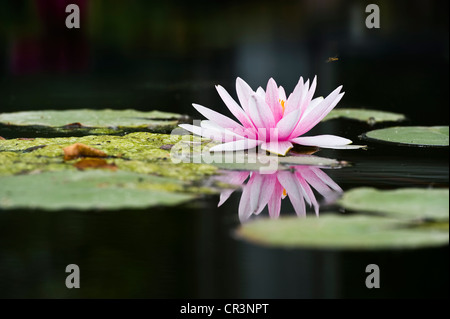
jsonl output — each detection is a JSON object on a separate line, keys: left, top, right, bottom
{"left": 0, "top": 1, "right": 449, "bottom": 299}
{"left": 0, "top": 0, "right": 448, "bottom": 125}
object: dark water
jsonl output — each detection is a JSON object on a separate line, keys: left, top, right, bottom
{"left": 0, "top": 122, "right": 448, "bottom": 299}
{"left": 0, "top": 0, "right": 448, "bottom": 298}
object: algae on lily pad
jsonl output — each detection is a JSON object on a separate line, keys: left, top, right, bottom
{"left": 0, "top": 133, "right": 218, "bottom": 188}
{"left": 361, "top": 126, "right": 449, "bottom": 147}
{"left": 0, "top": 170, "right": 195, "bottom": 210}
{"left": 338, "top": 187, "right": 449, "bottom": 220}
{"left": 0, "top": 109, "right": 187, "bottom": 136}
{"left": 323, "top": 108, "right": 406, "bottom": 124}
{"left": 236, "top": 215, "right": 449, "bottom": 250}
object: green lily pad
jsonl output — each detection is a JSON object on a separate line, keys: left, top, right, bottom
{"left": 338, "top": 187, "right": 449, "bottom": 220}
{"left": 0, "top": 132, "right": 217, "bottom": 182}
{"left": 236, "top": 215, "right": 449, "bottom": 250}
{"left": 323, "top": 108, "right": 406, "bottom": 124}
{"left": 172, "top": 149, "right": 345, "bottom": 172}
{"left": 361, "top": 126, "right": 449, "bottom": 147}
{"left": 0, "top": 170, "right": 195, "bottom": 210}
{"left": 0, "top": 109, "right": 187, "bottom": 136}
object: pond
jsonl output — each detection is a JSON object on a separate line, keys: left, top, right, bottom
{"left": 0, "top": 0, "right": 448, "bottom": 300}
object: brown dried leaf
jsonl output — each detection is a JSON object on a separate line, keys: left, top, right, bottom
{"left": 63, "top": 143, "right": 107, "bottom": 161}
{"left": 73, "top": 158, "right": 117, "bottom": 171}
{"left": 0, "top": 136, "right": 5, "bottom": 140}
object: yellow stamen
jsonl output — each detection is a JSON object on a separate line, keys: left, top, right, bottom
{"left": 279, "top": 99, "right": 286, "bottom": 115}
{"left": 283, "top": 189, "right": 287, "bottom": 196}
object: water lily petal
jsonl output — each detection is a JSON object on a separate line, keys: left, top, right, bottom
{"left": 299, "top": 77, "right": 317, "bottom": 118}
{"left": 179, "top": 124, "right": 223, "bottom": 142}
{"left": 276, "top": 109, "right": 301, "bottom": 139}
{"left": 192, "top": 103, "right": 244, "bottom": 131}
{"left": 248, "top": 94, "right": 276, "bottom": 129}
{"left": 285, "top": 76, "right": 304, "bottom": 115}
{"left": 266, "top": 78, "right": 283, "bottom": 121}
{"left": 261, "top": 141, "right": 293, "bottom": 156}
{"left": 278, "top": 86, "right": 287, "bottom": 101}
{"left": 236, "top": 77, "right": 254, "bottom": 114}
{"left": 209, "top": 138, "right": 262, "bottom": 152}
{"left": 291, "top": 134, "right": 352, "bottom": 147}
{"left": 293, "top": 88, "right": 344, "bottom": 136}
{"left": 256, "top": 86, "right": 265, "bottom": 97}
{"left": 179, "top": 122, "right": 244, "bottom": 142}
{"left": 201, "top": 120, "right": 246, "bottom": 141}
{"left": 216, "top": 85, "right": 255, "bottom": 129}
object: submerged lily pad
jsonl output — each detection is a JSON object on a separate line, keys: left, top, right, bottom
{"left": 0, "top": 170, "right": 195, "bottom": 210}
{"left": 339, "top": 187, "right": 449, "bottom": 220}
{"left": 236, "top": 215, "right": 449, "bottom": 250}
{"left": 361, "top": 126, "right": 449, "bottom": 147}
{"left": 323, "top": 108, "right": 406, "bottom": 124}
{"left": 0, "top": 109, "right": 186, "bottom": 136}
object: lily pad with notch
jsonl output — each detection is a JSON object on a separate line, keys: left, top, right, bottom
{"left": 338, "top": 187, "right": 449, "bottom": 221}
{"left": 236, "top": 215, "right": 449, "bottom": 250}
{"left": 323, "top": 108, "right": 406, "bottom": 124}
{"left": 0, "top": 109, "right": 188, "bottom": 137}
{"left": 360, "top": 126, "right": 449, "bottom": 147}
{"left": 0, "top": 170, "right": 196, "bottom": 211}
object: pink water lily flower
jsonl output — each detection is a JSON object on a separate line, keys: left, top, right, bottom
{"left": 180, "top": 76, "right": 358, "bottom": 155}
{"left": 216, "top": 166, "right": 342, "bottom": 222}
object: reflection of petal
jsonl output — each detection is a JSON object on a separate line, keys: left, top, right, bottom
{"left": 221, "top": 164, "right": 342, "bottom": 222}
{"left": 238, "top": 177, "right": 253, "bottom": 222}
{"left": 310, "top": 167, "right": 343, "bottom": 193}
{"left": 277, "top": 171, "right": 306, "bottom": 217}
{"left": 253, "top": 174, "right": 277, "bottom": 215}
{"left": 217, "top": 171, "right": 250, "bottom": 207}
{"left": 268, "top": 182, "right": 284, "bottom": 219}
{"left": 297, "top": 174, "right": 319, "bottom": 216}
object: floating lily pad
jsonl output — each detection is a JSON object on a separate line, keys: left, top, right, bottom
{"left": 0, "top": 132, "right": 218, "bottom": 185}
{"left": 339, "top": 187, "right": 449, "bottom": 220}
{"left": 172, "top": 148, "right": 345, "bottom": 172}
{"left": 361, "top": 126, "right": 449, "bottom": 147}
{"left": 236, "top": 215, "right": 449, "bottom": 250}
{"left": 323, "top": 108, "right": 406, "bottom": 124}
{"left": 0, "top": 170, "right": 195, "bottom": 210}
{"left": 0, "top": 109, "right": 187, "bottom": 136}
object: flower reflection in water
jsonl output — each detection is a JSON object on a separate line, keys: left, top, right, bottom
{"left": 217, "top": 166, "right": 342, "bottom": 222}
